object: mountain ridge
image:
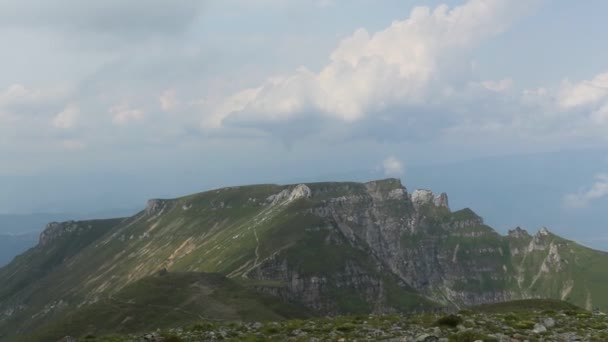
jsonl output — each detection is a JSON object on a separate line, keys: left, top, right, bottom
{"left": 1, "top": 178, "right": 608, "bottom": 341}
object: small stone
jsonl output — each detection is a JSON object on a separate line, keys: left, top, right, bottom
{"left": 533, "top": 323, "right": 547, "bottom": 334}
{"left": 415, "top": 334, "right": 439, "bottom": 342}
{"left": 543, "top": 317, "right": 556, "bottom": 328}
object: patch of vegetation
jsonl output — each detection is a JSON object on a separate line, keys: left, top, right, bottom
{"left": 434, "top": 314, "right": 463, "bottom": 328}
{"left": 472, "top": 299, "right": 583, "bottom": 314}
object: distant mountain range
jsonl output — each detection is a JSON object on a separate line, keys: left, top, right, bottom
{"left": 0, "top": 233, "right": 38, "bottom": 267}
{"left": 0, "top": 211, "right": 139, "bottom": 266}
{"left": 1, "top": 179, "right": 608, "bottom": 341}
{"left": 0, "top": 213, "right": 72, "bottom": 266}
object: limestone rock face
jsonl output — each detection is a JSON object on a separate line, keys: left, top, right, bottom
{"left": 267, "top": 184, "right": 312, "bottom": 205}
{"left": 411, "top": 190, "right": 449, "bottom": 210}
{"left": 251, "top": 179, "right": 516, "bottom": 310}
{"left": 288, "top": 184, "right": 312, "bottom": 201}
{"left": 411, "top": 190, "right": 434, "bottom": 208}
{"left": 433, "top": 192, "right": 449, "bottom": 209}
{"left": 39, "top": 221, "right": 78, "bottom": 246}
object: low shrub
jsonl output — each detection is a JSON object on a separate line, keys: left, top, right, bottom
{"left": 435, "top": 314, "right": 463, "bottom": 328}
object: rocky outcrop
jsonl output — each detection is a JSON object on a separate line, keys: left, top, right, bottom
{"left": 267, "top": 184, "right": 312, "bottom": 205}
{"left": 508, "top": 227, "right": 531, "bottom": 239}
{"left": 39, "top": 221, "right": 80, "bottom": 246}
{"left": 433, "top": 193, "right": 449, "bottom": 209}
{"left": 251, "top": 179, "right": 514, "bottom": 310}
{"left": 411, "top": 190, "right": 433, "bottom": 209}
{"left": 145, "top": 199, "right": 168, "bottom": 216}
{"left": 411, "top": 190, "right": 449, "bottom": 211}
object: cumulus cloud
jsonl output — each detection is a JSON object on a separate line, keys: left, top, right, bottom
{"left": 207, "top": 0, "right": 540, "bottom": 130}
{"left": 52, "top": 104, "right": 80, "bottom": 129}
{"left": 564, "top": 174, "right": 608, "bottom": 208}
{"left": 523, "top": 71, "right": 608, "bottom": 130}
{"left": 110, "top": 104, "right": 144, "bottom": 126}
{"left": 557, "top": 73, "right": 608, "bottom": 110}
{"left": 0, "top": 83, "right": 70, "bottom": 124}
{"left": 382, "top": 156, "right": 405, "bottom": 176}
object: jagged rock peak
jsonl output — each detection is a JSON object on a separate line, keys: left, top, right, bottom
{"left": 508, "top": 227, "right": 531, "bottom": 239}
{"left": 39, "top": 221, "right": 77, "bottom": 246}
{"left": 537, "top": 227, "right": 551, "bottom": 237}
{"left": 433, "top": 192, "right": 449, "bottom": 208}
{"left": 289, "top": 184, "right": 312, "bottom": 201}
{"left": 411, "top": 189, "right": 450, "bottom": 210}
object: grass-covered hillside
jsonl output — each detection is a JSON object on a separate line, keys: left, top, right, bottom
{"left": 23, "top": 272, "right": 310, "bottom": 342}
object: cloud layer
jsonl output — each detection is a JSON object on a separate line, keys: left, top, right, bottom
{"left": 564, "top": 174, "right": 608, "bottom": 208}
{"left": 207, "top": 0, "right": 541, "bottom": 132}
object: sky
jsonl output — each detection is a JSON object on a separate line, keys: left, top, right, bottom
{"left": 1, "top": 0, "right": 608, "bottom": 247}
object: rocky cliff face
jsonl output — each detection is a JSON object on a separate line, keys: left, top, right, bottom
{"left": 243, "top": 179, "right": 519, "bottom": 311}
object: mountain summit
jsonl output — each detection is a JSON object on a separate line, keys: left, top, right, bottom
{"left": 1, "top": 178, "right": 607, "bottom": 340}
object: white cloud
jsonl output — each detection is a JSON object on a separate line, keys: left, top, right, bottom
{"left": 52, "top": 103, "right": 79, "bottom": 129}
{"left": 0, "top": 84, "right": 66, "bottom": 111}
{"left": 523, "top": 71, "right": 608, "bottom": 130}
{"left": 110, "top": 104, "right": 144, "bottom": 126}
{"left": 557, "top": 72, "right": 608, "bottom": 109}
{"left": 382, "top": 156, "right": 404, "bottom": 176}
{"left": 160, "top": 89, "right": 178, "bottom": 112}
{"left": 207, "top": 0, "right": 540, "bottom": 129}
{"left": 564, "top": 174, "right": 608, "bottom": 208}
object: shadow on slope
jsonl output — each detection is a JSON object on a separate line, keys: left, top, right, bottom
{"left": 25, "top": 272, "right": 310, "bottom": 342}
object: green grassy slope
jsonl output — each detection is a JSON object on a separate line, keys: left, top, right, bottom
{"left": 507, "top": 231, "right": 608, "bottom": 311}
{"left": 23, "top": 272, "right": 310, "bottom": 342}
